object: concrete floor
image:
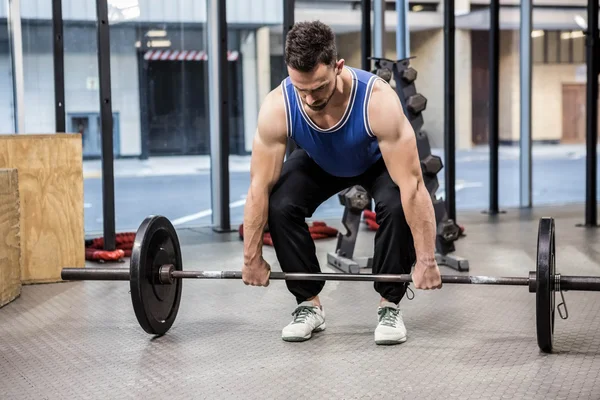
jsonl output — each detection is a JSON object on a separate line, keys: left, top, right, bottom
{"left": 2, "top": 204, "right": 600, "bottom": 399}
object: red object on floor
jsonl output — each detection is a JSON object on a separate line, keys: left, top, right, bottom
{"left": 238, "top": 221, "right": 338, "bottom": 246}
{"left": 85, "top": 232, "right": 136, "bottom": 262}
{"left": 363, "top": 210, "right": 379, "bottom": 230}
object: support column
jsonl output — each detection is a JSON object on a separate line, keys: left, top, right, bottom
{"left": 373, "top": 0, "right": 385, "bottom": 58}
{"left": 283, "top": 0, "right": 296, "bottom": 158}
{"left": 582, "top": 0, "right": 599, "bottom": 227}
{"left": 7, "top": 0, "right": 25, "bottom": 133}
{"left": 361, "top": 0, "right": 371, "bottom": 71}
{"left": 207, "top": 0, "right": 232, "bottom": 232}
{"left": 443, "top": 0, "right": 456, "bottom": 222}
{"left": 486, "top": 0, "right": 502, "bottom": 215}
{"left": 96, "top": 0, "right": 116, "bottom": 249}
{"left": 396, "top": 0, "right": 409, "bottom": 59}
{"left": 52, "top": 0, "right": 65, "bottom": 132}
{"left": 256, "top": 27, "right": 271, "bottom": 100}
{"left": 241, "top": 32, "right": 258, "bottom": 154}
{"left": 519, "top": 0, "right": 532, "bottom": 208}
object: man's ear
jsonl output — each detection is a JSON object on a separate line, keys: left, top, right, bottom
{"left": 335, "top": 59, "right": 345, "bottom": 74}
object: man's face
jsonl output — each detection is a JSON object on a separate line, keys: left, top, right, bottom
{"left": 288, "top": 60, "right": 344, "bottom": 112}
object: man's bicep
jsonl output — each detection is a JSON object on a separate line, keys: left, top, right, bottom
{"left": 249, "top": 98, "right": 288, "bottom": 190}
{"left": 378, "top": 123, "right": 422, "bottom": 190}
{"left": 251, "top": 127, "right": 286, "bottom": 176}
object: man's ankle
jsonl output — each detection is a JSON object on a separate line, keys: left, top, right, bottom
{"left": 379, "top": 298, "right": 399, "bottom": 306}
{"left": 306, "top": 296, "right": 321, "bottom": 308}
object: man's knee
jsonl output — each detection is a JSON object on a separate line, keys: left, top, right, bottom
{"left": 268, "top": 191, "right": 303, "bottom": 225}
{"left": 375, "top": 190, "right": 406, "bottom": 224}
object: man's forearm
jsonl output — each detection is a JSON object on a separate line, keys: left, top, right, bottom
{"left": 402, "top": 181, "right": 437, "bottom": 265}
{"left": 243, "top": 184, "right": 270, "bottom": 266}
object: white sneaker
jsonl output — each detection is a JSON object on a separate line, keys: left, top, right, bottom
{"left": 281, "top": 301, "right": 326, "bottom": 342}
{"left": 374, "top": 301, "right": 407, "bottom": 345}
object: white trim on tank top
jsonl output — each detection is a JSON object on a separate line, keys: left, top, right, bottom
{"left": 288, "top": 66, "right": 358, "bottom": 134}
{"left": 363, "top": 75, "right": 388, "bottom": 138}
{"left": 280, "top": 79, "right": 293, "bottom": 138}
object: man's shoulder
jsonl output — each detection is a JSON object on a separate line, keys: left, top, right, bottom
{"left": 346, "top": 66, "right": 379, "bottom": 84}
{"left": 257, "top": 85, "right": 288, "bottom": 132}
{"left": 262, "top": 84, "right": 286, "bottom": 112}
{"left": 366, "top": 79, "right": 405, "bottom": 135}
{"left": 369, "top": 78, "right": 395, "bottom": 105}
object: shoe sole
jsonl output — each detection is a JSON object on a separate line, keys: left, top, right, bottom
{"left": 282, "top": 323, "right": 326, "bottom": 342}
{"left": 375, "top": 336, "right": 407, "bottom": 345}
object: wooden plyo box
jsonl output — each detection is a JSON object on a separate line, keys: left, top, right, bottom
{"left": 0, "top": 168, "right": 21, "bottom": 306}
{"left": 0, "top": 134, "right": 85, "bottom": 284}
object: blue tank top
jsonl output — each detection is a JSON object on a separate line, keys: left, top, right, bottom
{"left": 281, "top": 66, "right": 384, "bottom": 177}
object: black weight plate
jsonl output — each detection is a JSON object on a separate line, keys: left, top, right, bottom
{"left": 130, "top": 215, "right": 183, "bottom": 335}
{"left": 536, "top": 217, "right": 555, "bottom": 353}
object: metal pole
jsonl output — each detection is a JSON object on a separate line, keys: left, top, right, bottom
{"left": 95, "top": 0, "right": 116, "bottom": 250}
{"left": 7, "top": 0, "right": 25, "bottom": 133}
{"left": 396, "top": 0, "right": 409, "bottom": 59}
{"left": 138, "top": 57, "right": 150, "bottom": 160}
{"left": 584, "top": 0, "right": 598, "bottom": 227}
{"left": 487, "top": 0, "right": 500, "bottom": 214}
{"left": 207, "top": 0, "right": 232, "bottom": 232}
{"left": 444, "top": 0, "right": 456, "bottom": 222}
{"left": 282, "top": 0, "right": 295, "bottom": 71}
{"left": 173, "top": 271, "right": 533, "bottom": 286}
{"left": 56, "top": 267, "right": 600, "bottom": 292}
{"left": 373, "top": 0, "right": 385, "bottom": 58}
{"left": 52, "top": 0, "right": 65, "bottom": 132}
{"left": 361, "top": 0, "right": 371, "bottom": 71}
{"left": 283, "top": 0, "right": 296, "bottom": 158}
{"left": 519, "top": 0, "right": 532, "bottom": 208}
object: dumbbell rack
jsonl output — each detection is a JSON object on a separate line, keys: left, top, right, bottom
{"left": 327, "top": 57, "right": 469, "bottom": 274}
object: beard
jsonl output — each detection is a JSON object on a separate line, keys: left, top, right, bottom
{"left": 305, "top": 78, "right": 338, "bottom": 112}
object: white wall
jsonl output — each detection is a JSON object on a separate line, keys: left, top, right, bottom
{"left": 531, "top": 64, "right": 582, "bottom": 142}
{"left": 496, "top": 30, "right": 584, "bottom": 143}
{"left": 497, "top": 30, "right": 519, "bottom": 142}
{"left": 241, "top": 31, "right": 258, "bottom": 153}
{"left": 408, "top": 29, "right": 445, "bottom": 148}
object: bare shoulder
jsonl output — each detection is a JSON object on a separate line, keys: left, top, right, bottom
{"left": 367, "top": 78, "right": 407, "bottom": 140}
{"left": 256, "top": 86, "right": 288, "bottom": 145}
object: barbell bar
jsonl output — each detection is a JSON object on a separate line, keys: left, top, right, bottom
{"left": 61, "top": 266, "right": 600, "bottom": 290}
{"left": 60, "top": 215, "right": 599, "bottom": 354}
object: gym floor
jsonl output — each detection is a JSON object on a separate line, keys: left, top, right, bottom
{"left": 1, "top": 204, "right": 600, "bottom": 399}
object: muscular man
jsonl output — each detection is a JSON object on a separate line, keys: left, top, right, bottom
{"left": 242, "top": 20, "right": 442, "bottom": 345}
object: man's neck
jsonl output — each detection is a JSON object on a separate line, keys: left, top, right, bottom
{"left": 310, "top": 67, "right": 351, "bottom": 116}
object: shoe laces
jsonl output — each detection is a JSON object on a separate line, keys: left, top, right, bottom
{"left": 378, "top": 307, "right": 400, "bottom": 327}
{"left": 291, "top": 306, "right": 317, "bottom": 324}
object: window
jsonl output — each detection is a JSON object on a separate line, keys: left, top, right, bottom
{"left": 532, "top": 29, "right": 586, "bottom": 64}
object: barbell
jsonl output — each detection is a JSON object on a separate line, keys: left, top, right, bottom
{"left": 61, "top": 215, "right": 600, "bottom": 353}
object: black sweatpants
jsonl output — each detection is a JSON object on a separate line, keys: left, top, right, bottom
{"left": 268, "top": 149, "right": 416, "bottom": 304}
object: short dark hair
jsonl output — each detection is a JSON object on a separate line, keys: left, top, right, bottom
{"left": 285, "top": 21, "right": 337, "bottom": 72}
